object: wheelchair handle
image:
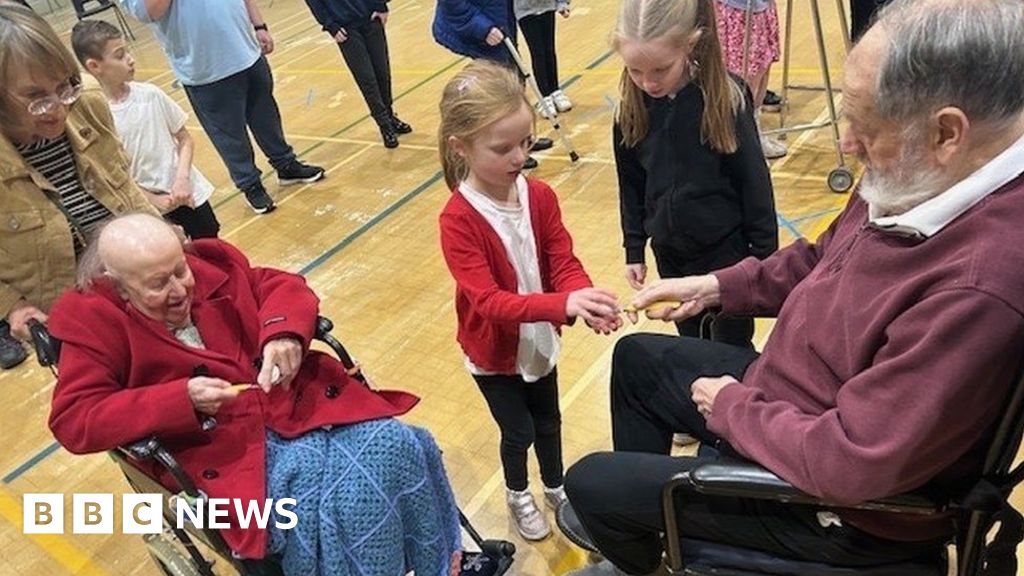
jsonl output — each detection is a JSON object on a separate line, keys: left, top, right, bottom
{"left": 28, "top": 318, "right": 60, "bottom": 368}
{"left": 315, "top": 315, "right": 366, "bottom": 384}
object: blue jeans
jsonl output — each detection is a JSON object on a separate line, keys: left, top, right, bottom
{"left": 184, "top": 56, "right": 296, "bottom": 190}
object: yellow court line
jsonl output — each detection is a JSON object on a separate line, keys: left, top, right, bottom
{"left": 222, "top": 144, "right": 376, "bottom": 240}
{"left": 0, "top": 488, "right": 113, "bottom": 576}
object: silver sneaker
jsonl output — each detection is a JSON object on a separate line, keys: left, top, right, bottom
{"left": 760, "top": 134, "right": 788, "bottom": 159}
{"left": 551, "top": 89, "right": 573, "bottom": 112}
{"left": 544, "top": 485, "right": 568, "bottom": 510}
{"left": 506, "top": 488, "right": 551, "bottom": 540}
{"left": 537, "top": 96, "right": 558, "bottom": 120}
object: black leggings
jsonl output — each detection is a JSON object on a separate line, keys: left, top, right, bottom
{"left": 519, "top": 11, "right": 559, "bottom": 96}
{"left": 473, "top": 369, "right": 563, "bottom": 491}
{"left": 337, "top": 19, "right": 394, "bottom": 123}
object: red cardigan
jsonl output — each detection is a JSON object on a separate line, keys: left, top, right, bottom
{"left": 439, "top": 178, "right": 593, "bottom": 373}
{"left": 47, "top": 239, "right": 418, "bottom": 558}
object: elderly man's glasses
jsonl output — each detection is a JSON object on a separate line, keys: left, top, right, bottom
{"left": 26, "top": 82, "right": 82, "bottom": 116}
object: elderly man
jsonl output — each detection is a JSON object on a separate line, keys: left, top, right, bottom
{"left": 564, "top": 0, "right": 1024, "bottom": 574}
{"left": 48, "top": 214, "right": 462, "bottom": 574}
{"left": 120, "top": 0, "right": 325, "bottom": 214}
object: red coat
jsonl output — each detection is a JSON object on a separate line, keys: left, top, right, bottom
{"left": 439, "top": 178, "right": 592, "bottom": 373}
{"left": 47, "top": 239, "right": 418, "bottom": 558}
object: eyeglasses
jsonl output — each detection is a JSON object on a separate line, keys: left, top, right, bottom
{"left": 26, "top": 82, "right": 82, "bottom": 116}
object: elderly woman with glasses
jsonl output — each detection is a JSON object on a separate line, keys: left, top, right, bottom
{"left": 0, "top": 3, "right": 156, "bottom": 365}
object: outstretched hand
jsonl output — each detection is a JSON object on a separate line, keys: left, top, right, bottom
{"left": 626, "top": 274, "right": 721, "bottom": 324}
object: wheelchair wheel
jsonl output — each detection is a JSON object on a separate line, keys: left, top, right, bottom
{"left": 144, "top": 533, "right": 202, "bottom": 576}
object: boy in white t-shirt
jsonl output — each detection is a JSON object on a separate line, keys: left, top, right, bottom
{"left": 71, "top": 20, "right": 221, "bottom": 239}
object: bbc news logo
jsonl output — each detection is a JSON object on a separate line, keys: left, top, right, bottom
{"left": 23, "top": 494, "right": 298, "bottom": 534}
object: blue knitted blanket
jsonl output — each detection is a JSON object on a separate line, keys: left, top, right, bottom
{"left": 266, "top": 419, "right": 462, "bottom": 575}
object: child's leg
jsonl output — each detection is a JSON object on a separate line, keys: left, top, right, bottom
{"left": 524, "top": 368, "right": 563, "bottom": 489}
{"left": 519, "top": 12, "right": 557, "bottom": 96}
{"left": 473, "top": 374, "right": 535, "bottom": 491}
{"left": 363, "top": 19, "right": 394, "bottom": 112}
{"left": 337, "top": 23, "right": 389, "bottom": 121}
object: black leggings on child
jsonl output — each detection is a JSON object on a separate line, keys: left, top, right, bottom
{"left": 519, "top": 11, "right": 559, "bottom": 96}
{"left": 474, "top": 369, "right": 563, "bottom": 491}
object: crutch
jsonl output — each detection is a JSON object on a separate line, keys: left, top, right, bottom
{"left": 502, "top": 37, "right": 581, "bottom": 162}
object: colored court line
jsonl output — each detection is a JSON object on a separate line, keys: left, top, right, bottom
{"left": 0, "top": 488, "right": 113, "bottom": 576}
{"left": 3, "top": 442, "right": 60, "bottom": 485}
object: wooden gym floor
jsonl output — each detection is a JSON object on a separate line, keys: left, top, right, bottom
{"left": 1, "top": 0, "right": 1020, "bottom": 573}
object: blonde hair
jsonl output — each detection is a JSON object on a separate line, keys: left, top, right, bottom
{"left": 0, "top": 3, "right": 81, "bottom": 132}
{"left": 438, "top": 61, "right": 534, "bottom": 189}
{"left": 611, "top": 0, "right": 744, "bottom": 152}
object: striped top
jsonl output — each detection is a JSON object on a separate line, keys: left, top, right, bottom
{"left": 16, "top": 135, "right": 114, "bottom": 255}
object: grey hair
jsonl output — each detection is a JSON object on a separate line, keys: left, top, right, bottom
{"left": 872, "top": 0, "right": 1024, "bottom": 127}
{"left": 75, "top": 220, "right": 112, "bottom": 290}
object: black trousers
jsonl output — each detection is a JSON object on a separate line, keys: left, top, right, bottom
{"left": 652, "top": 239, "right": 755, "bottom": 348}
{"left": 519, "top": 11, "right": 559, "bottom": 96}
{"left": 565, "top": 334, "right": 943, "bottom": 575}
{"left": 850, "top": 0, "right": 893, "bottom": 40}
{"left": 337, "top": 19, "right": 394, "bottom": 124}
{"left": 473, "top": 369, "right": 563, "bottom": 491}
{"left": 166, "top": 201, "right": 220, "bottom": 239}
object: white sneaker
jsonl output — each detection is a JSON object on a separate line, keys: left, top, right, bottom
{"left": 506, "top": 488, "right": 551, "bottom": 540}
{"left": 672, "top": 433, "right": 698, "bottom": 446}
{"left": 760, "top": 134, "right": 788, "bottom": 159}
{"left": 537, "top": 96, "right": 557, "bottom": 119}
{"left": 543, "top": 485, "right": 568, "bottom": 510}
{"left": 551, "top": 89, "right": 573, "bottom": 112}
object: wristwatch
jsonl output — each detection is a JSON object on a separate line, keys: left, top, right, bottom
{"left": 254, "top": 23, "right": 268, "bottom": 31}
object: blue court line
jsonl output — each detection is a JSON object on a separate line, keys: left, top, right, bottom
{"left": 791, "top": 207, "right": 841, "bottom": 224}
{"left": 777, "top": 213, "right": 803, "bottom": 240}
{"left": 0, "top": 47, "right": 622, "bottom": 486}
{"left": 299, "top": 172, "right": 444, "bottom": 275}
{"left": 3, "top": 442, "right": 60, "bottom": 484}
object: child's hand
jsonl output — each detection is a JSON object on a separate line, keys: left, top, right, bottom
{"left": 585, "top": 313, "right": 623, "bottom": 335}
{"left": 371, "top": 11, "right": 388, "bottom": 26}
{"left": 143, "top": 189, "right": 176, "bottom": 214}
{"left": 170, "top": 176, "right": 194, "bottom": 209}
{"left": 485, "top": 27, "right": 504, "bottom": 46}
{"left": 566, "top": 287, "right": 619, "bottom": 326}
{"left": 625, "top": 263, "right": 647, "bottom": 290}
{"left": 334, "top": 28, "right": 348, "bottom": 43}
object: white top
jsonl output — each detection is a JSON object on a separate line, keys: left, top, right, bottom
{"left": 458, "top": 175, "right": 560, "bottom": 382}
{"left": 108, "top": 82, "right": 214, "bottom": 206}
{"left": 869, "top": 130, "right": 1024, "bottom": 238}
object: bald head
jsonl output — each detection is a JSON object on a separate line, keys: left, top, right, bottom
{"left": 97, "top": 213, "right": 182, "bottom": 281}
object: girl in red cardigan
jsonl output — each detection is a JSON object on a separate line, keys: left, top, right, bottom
{"left": 438, "top": 61, "right": 622, "bottom": 541}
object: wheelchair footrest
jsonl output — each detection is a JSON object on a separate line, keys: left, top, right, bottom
{"left": 459, "top": 546, "right": 514, "bottom": 576}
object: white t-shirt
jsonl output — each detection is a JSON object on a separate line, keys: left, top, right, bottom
{"left": 458, "top": 175, "right": 560, "bottom": 382}
{"left": 108, "top": 82, "right": 214, "bottom": 206}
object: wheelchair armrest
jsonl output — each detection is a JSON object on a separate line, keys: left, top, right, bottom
{"left": 28, "top": 319, "right": 60, "bottom": 368}
{"left": 115, "top": 437, "right": 202, "bottom": 498}
{"left": 687, "top": 459, "right": 941, "bottom": 515}
{"left": 313, "top": 315, "right": 367, "bottom": 384}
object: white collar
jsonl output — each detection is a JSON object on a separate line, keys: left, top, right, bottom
{"left": 869, "top": 130, "right": 1024, "bottom": 238}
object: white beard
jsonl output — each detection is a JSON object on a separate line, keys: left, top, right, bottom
{"left": 857, "top": 145, "right": 949, "bottom": 217}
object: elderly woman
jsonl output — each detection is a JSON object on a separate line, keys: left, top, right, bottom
{"left": 0, "top": 3, "right": 156, "bottom": 368}
{"left": 48, "top": 214, "right": 462, "bottom": 575}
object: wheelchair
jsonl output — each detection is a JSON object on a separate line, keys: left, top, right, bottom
{"left": 31, "top": 317, "right": 515, "bottom": 576}
{"left": 555, "top": 327, "right": 1024, "bottom": 576}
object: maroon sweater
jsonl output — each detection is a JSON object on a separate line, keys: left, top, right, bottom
{"left": 709, "top": 174, "right": 1024, "bottom": 541}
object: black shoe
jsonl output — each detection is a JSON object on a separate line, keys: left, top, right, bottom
{"left": 241, "top": 182, "right": 277, "bottom": 214}
{"left": 524, "top": 156, "right": 538, "bottom": 170}
{"left": 389, "top": 113, "right": 412, "bottom": 135}
{"left": 277, "top": 160, "right": 326, "bottom": 186}
{"left": 0, "top": 322, "right": 27, "bottom": 370}
{"left": 531, "top": 137, "right": 554, "bottom": 152}
{"left": 380, "top": 124, "right": 399, "bottom": 148}
{"left": 762, "top": 90, "right": 782, "bottom": 112}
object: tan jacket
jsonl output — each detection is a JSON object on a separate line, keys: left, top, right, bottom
{"left": 0, "top": 90, "right": 158, "bottom": 316}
